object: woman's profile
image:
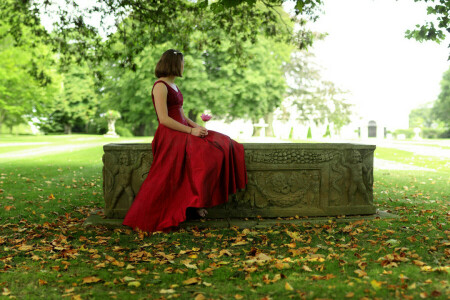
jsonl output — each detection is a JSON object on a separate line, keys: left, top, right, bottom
{"left": 122, "top": 49, "right": 248, "bottom": 233}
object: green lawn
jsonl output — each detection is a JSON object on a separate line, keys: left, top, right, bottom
{"left": 0, "top": 135, "right": 448, "bottom": 299}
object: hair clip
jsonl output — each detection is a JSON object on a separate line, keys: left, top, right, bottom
{"left": 173, "top": 51, "right": 178, "bottom": 54}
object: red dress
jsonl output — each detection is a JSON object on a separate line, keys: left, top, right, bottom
{"left": 122, "top": 80, "right": 248, "bottom": 233}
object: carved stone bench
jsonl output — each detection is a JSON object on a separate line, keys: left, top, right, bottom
{"left": 102, "top": 143, "right": 376, "bottom": 219}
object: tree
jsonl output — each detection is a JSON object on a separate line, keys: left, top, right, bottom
{"left": 39, "top": 63, "right": 99, "bottom": 134}
{"left": 283, "top": 50, "right": 352, "bottom": 134}
{"left": 409, "top": 103, "right": 435, "bottom": 128}
{"left": 405, "top": 0, "right": 450, "bottom": 59}
{"left": 99, "top": 3, "right": 293, "bottom": 136}
{"left": 0, "top": 0, "right": 317, "bottom": 73}
{"left": 0, "top": 21, "right": 58, "bottom": 134}
{"left": 432, "top": 66, "right": 450, "bottom": 130}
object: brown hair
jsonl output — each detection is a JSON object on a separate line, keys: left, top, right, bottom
{"left": 154, "top": 49, "right": 184, "bottom": 78}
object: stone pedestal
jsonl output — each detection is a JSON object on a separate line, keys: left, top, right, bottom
{"left": 102, "top": 143, "right": 376, "bottom": 219}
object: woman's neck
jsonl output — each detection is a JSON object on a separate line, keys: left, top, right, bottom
{"left": 160, "top": 76, "right": 176, "bottom": 84}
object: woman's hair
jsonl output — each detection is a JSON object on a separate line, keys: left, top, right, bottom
{"left": 155, "top": 49, "right": 184, "bottom": 78}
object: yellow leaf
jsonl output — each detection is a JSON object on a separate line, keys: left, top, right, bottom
{"left": 48, "top": 194, "right": 55, "bottom": 200}
{"left": 128, "top": 281, "right": 141, "bottom": 288}
{"left": 370, "top": 279, "right": 382, "bottom": 290}
{"left": 354, "top": 269, "right": 367, "bottom": 277}
{"left": 202, "top": 281, "right": 212, "bottom": 287}
{"left": 285, "top": 282, "right": 294, "bottom": 290}
{"left": 159, "top": 289, "right": 175, "bottom": 294}
{"left": 195, "top": 294, "right": 206, "bottom": 300}
{"left": 82, "top": 276, "right": 102, "bottom": 284}
{"left": 302, "top": 265, "right": 312, "bottom": 272}
{"left": 219, "top": 249, "right": 233, "bottom": 257}
{"left": 184, "top": 262, "right": 198, "bottom": 269}
{"left": 234, "top": 294, "right": 244, "bottom": 299}
{"left": 18, "top": 245, "right": 33, "bottom": 251}
{"left": 182, "top": 277, "right": 201, "bottom": 285}
{"left": 123, "top": 276, "right": 135, "bottom": 282}
{"left": 345, "top": 292, "right": 354, "bottom": 298}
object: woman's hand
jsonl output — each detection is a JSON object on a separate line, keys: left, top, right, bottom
{"left": 191, "top": 127, "right": 208, "bottom": 138}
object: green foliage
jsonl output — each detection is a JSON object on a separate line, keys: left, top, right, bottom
{"left": 432, "top": 66, "right": 450, "bottom": 129}
{"left": 39, "top": 63, "right": 99, "bottom": 134}
{"left": 405, "top": 0, "right": 450, "bottom": 59}
{"left": 284, "top": 50, "right": 352, "bottom": 132}
{"left": 392, "top": 128, "right": 415, "bottom": 139}
{"left": 420, "top": 127, "right": 447, "bottom": 139}
{"left": 0, "top": 20, "right": 59, "bottom": 134}
{"left": 323, "top": 124, "right": 331, "bottom": 137}
{"left": 307, "top": 126, "right": 312, "bottom": 139}
{"left": 115, "top": 126, "right": 134, "bottom": 137}
{"left": 409, "top": 105, "right": 435, "bottom": 128}
{"left": 101, "top": 7, "right": 293, "bottom": 132}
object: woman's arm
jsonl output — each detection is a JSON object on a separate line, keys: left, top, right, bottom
{"left": 181, "top": 108, "right": 200, "bottom": 128}
{"left": 153, "top": 83, "right": 207, "bottom": 137}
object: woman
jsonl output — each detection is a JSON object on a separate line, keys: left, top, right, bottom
{"left": 122, "top": 49, "right": 248, "bottom": 233}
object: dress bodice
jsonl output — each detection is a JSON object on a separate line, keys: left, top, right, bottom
{"left": 151, "top": 80, "right": 188, "bottom": 126}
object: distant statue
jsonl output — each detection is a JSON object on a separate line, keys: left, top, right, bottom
{"left": 103, "top": 110, "right": 121, "bottom": 137}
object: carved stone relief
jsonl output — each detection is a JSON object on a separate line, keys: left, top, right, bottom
{"left": 103, "top": 143, "right": 376, "bottom": 218}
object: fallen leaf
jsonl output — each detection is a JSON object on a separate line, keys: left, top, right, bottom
{"left": 370, "top": 279, "right": 382, "bottom": 289}
{"left": 285, "top": 282, "right": 294, "bottom": 290}
{"left": 38, "top": 279, "right": 47, "bottom": 286}
{"left": 183, "top": 277, "right": 201, "bottom": 285}
{"left": 128, "top": 281, "right": 141, "bottom": 287}
{"left": 82, "top": 276, "right": 102, "bottom": 284}
{"left": 354, "top": 269, "right": 367, "bottom": 277}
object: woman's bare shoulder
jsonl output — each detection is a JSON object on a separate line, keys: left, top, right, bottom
{"left": 153, "top": 81, "right": 168, "bottom": 93}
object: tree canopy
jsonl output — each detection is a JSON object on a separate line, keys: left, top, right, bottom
{"left": 432, "top": 66, "right": 450, "bottom": 131}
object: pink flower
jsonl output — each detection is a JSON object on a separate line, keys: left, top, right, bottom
{"left": 201, "top": 114, "right": 212, "bottom": 122}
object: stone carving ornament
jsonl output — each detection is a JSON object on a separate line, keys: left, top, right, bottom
{"left": 235, "top": 170, "right": 321, "bottom": 208}
{"left": 103, "top": 151, "right": 144, "bottom": 214}
{"left": 245, "top": 149, "right": 337, "bottom": 165}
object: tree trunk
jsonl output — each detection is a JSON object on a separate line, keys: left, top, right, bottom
{"left": 147, "top": 121, "right": 156, "bottom": 136}
{"left": 252, "top": 118, "right": 261, "bottom": 137}
{"left": 0, "top": 111, "right": 4, "bottom": 134}
{"left": 188, "top": 110, "right": 198, "bottom": 124}
{"left": 64, "top": 124, "right": 72, "bottom": 134}
{"left": 135, "top": 123, "right": 146, "bottom": 136}
{"left": 264, "top": 112, "right": 275, "bottom": 137}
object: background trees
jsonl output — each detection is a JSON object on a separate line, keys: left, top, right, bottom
{"left": 0, "top": 17, "right": 59, "bottom": 134}
{"left": 283, "top": 50, "right": 352, "bottom": 135}
{"left": 432, "top": 66, "right": 450, "bottom": 136}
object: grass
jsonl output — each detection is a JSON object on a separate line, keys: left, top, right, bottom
{"left": 0, "top": 134, "right": 449, "bottom": 299}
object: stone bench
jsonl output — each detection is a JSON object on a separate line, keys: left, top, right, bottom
{"left": 102, "top": 143, "right": 376, "bottom": 219}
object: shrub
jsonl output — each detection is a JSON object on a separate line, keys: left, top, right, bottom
{"left": 115, "top": 126, "right": 134, "bottom": 137}
{"left": 393, "top": 129, "right": 414, "bottom": 139}
{"left": 421, "top": 128, "right": 445, "bottom": 139}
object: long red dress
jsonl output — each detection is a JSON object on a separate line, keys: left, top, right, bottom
{"left": 122, "top": 80, "right": 248, "bottom": 233}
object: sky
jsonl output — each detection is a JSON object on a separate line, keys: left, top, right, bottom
{"left": 285, "top": 0, "right": 450, "bottom": 129}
